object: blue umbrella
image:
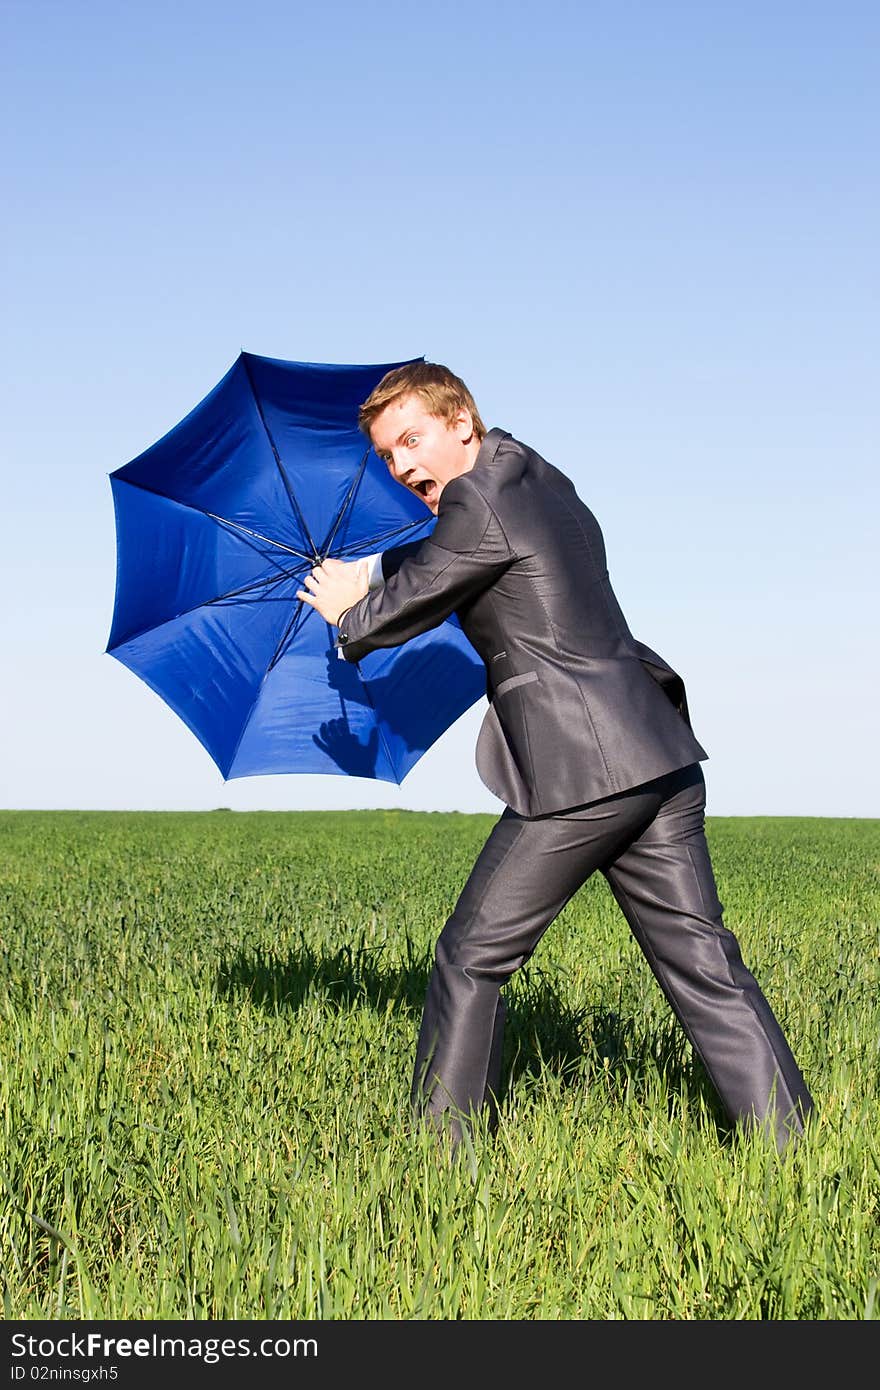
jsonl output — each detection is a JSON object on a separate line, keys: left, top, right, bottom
{"left": 106, "top": 351, "right": 487, "bottom": 784}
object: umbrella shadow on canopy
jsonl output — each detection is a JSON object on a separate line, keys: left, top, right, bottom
{"left": 314, "top": 641, "right": 485, "bottom": 779}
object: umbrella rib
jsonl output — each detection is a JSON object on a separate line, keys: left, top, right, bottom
{"left": 332, "top": 517, "right": 431, "bottom": 556}
{"left": 318, "top": 449, "right": 433, "bottom": 561}
{"left": 113, "top": 477, "right": 308, "bottom": 559}
{"left": 111, "top": 567, "right": 307, "bottom": 649}
{"left": 265, "top": 595, "right": 313, "bottom": 673}
{"left": 319, "top": 447, "right": 370, "bottom": 557}
{"left": 207, "top": 512, "right": 314, "bottom": 562}
{"left": 205, "top": 566, "right": 306, "bottom": 608}
{"left": 241, "top": 354, "right": 322, "bottom": 561}
{"left": 222, "top": 597, "right": 317, "bottom": 778}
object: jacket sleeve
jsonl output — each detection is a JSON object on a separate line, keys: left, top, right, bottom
{"left": 337, "top": 474, "right": 514, "bottom": 662}
{"left": 377, "top": 539, "right": 426, "bottom": 579}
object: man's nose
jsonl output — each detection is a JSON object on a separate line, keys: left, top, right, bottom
{"left": 388, "top": 451, "right": 409, "bottom": 482}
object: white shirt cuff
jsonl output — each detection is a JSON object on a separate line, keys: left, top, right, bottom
{"left": 365, "top": 552, "right": 384, "bottom": 590}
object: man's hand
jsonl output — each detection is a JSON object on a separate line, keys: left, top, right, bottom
{"left": 296, "top": 556, "right": 370, "bottom": 626}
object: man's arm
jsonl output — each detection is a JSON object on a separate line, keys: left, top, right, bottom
{"left": 327, "top": 547, "right": 427, "bottom": 658}
{"left": 298, "top": 544, "right": 412, "bottom": 633}
{"left": 335, "top": 475, "right": 513, "bottom": 662}
{"left": 331, "top": 552, "right": 384, "bottom": 659}
{"left": 377, "top": 539, "right": 425, "bottom": 580}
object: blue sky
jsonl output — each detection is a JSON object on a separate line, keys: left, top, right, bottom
{"left": 2, "top": 0, "right": 877, "bottom": 816}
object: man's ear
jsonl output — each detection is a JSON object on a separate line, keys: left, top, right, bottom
{"left": 455, "top": 408, "right": 474, "bottom": 443}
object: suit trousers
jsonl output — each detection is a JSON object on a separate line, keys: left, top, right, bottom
{"left": 411, "top": 762, "right": 814, "bottom": 1151}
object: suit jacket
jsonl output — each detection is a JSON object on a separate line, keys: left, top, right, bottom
{"left": 338, "top": 427, "right": 708, "bottom": 816}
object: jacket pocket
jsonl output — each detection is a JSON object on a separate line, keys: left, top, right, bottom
{"left": 495, "top": 671, "right": 539, "bottom": 697}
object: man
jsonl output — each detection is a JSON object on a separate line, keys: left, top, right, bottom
{"left": 297, "top": 362, "right": 814, "bottom": 1152}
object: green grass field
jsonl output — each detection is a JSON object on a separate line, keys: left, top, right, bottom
{"left": 1, "top": 808, "right": 877, "bottom": 1320}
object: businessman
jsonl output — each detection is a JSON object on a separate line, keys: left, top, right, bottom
{"left": 297, "top": 361, "right": 814, "bottom": 1152}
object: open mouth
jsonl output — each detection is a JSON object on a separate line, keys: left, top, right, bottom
{"left": 413, "top": 478, "right": 438, "bottom": 506}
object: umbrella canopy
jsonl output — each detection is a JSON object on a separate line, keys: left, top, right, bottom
{"left": 106, "top": 351, "right": 487, "bottom": 783}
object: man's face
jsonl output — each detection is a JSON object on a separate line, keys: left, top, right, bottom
{"left": 369, "top": 393, "right": 477, "bottom": 515}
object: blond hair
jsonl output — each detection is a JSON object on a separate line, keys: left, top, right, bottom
{"left": 358, "top": 362, "right": 487, "bottom": 442}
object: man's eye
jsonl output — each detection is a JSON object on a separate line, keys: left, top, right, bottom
{"left": 406, "top": 434, "right": 419, "bottom": 446}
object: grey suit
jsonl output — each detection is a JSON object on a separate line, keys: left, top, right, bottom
{"left": 338, "top": 428, "right": 814, "bottom": 1149}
